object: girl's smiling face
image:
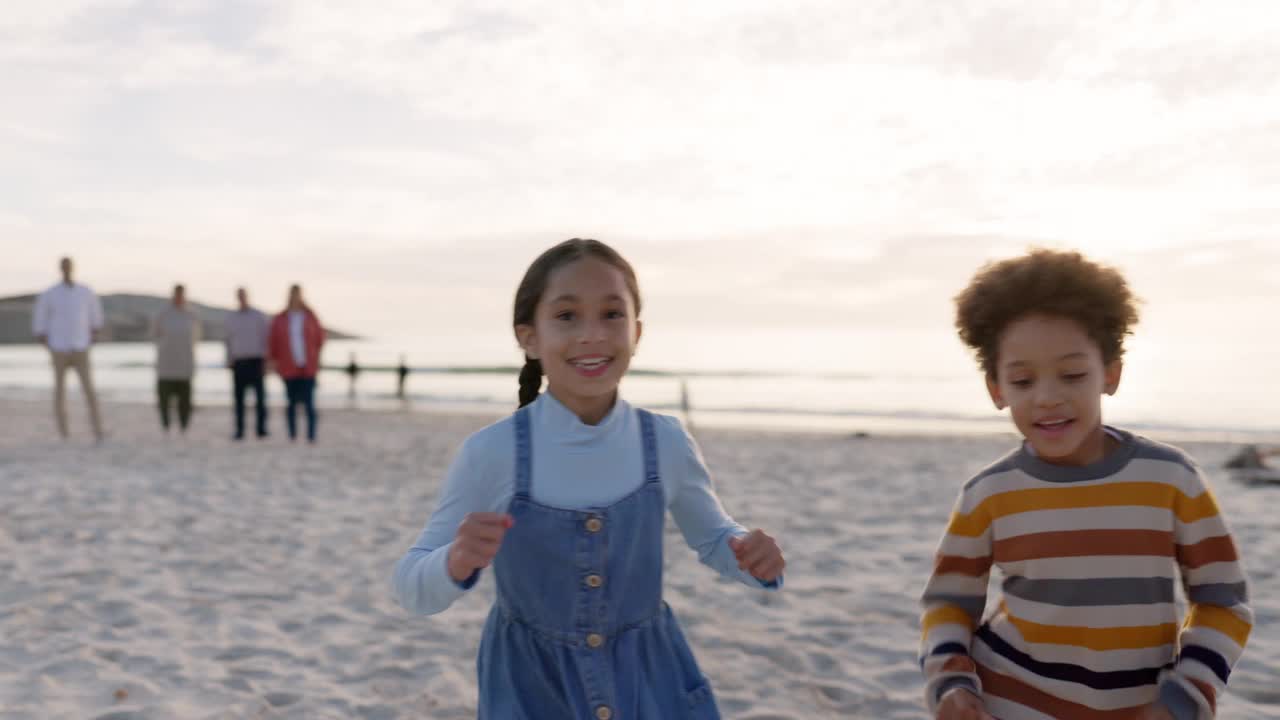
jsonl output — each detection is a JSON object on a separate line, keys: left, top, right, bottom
{"left": 516, "top": 256, "right": 642, "bottom": 425}
{"left": 987, "top": 313, "right": 1123, "bottom": 466}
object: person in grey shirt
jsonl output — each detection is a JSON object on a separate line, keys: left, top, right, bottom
{"left": 153, "top": 284, "right": 201, "bottom": 434}
{"left": 224, "top": 287, "right": 270, "bottom": 440}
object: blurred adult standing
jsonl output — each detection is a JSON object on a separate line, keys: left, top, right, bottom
{"left": 225, "top": 287, "right": 270, "bottom": 440}
{"left": 31, "top": 256, "right": 105, "bottom": 442}
{"left": 153, "top": 284, "right": 201, "bottom": 434}
{"left": 268, "top": 284, "right": 325, "bottom": 443}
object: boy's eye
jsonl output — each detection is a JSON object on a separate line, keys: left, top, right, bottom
{"left": 555, "top": 311, "right": 575, "bottom": 321}
{"left": 1010, "top": 379, "right": 1032, "bottom": 388}
{"left": 1063, "top": 372, "right": 1087, "bottom": 382}
{"left": 605, "top": 310, "right": 625, "bottom": 320}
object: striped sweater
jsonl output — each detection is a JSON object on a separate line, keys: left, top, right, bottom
{"left": 920, "top": 428, "right": 1252, "bottom": 720}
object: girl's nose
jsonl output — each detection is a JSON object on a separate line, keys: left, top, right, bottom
{"left": 578, "top": 319, "right": 606, "bottom": 342}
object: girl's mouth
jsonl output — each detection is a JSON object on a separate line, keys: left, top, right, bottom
{"left": 570, "top": 356, "right": 612, "bottom": 377}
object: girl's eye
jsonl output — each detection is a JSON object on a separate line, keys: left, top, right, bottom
{"left": 605, "top": 310, "right": 625, "bottom": 320}
{"left": 1063, "top": 373, "right": 1087, "bottom": 382}
{"left": 1010, "top": 379, "right": 1032, "bottom": 388}
{"left": 555, "top": 311, "right": 575, "bottom": 321}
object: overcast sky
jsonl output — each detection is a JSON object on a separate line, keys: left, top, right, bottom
{"left": 2, "top": 1, "right": 1277, "bottom": 375}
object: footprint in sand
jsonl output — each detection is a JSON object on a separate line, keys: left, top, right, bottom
{"left": 340, "top": 665, "right": 418, "bottom": 685}
{"left": 812, "top": 681, "right": 860, "bottom": 706}
{"left": 1236, "top": 687, "right": 1280, "bottom": 706}
{"left": 264, "top": 690, "right": 302, "bottom": 707}
{"left": 214, "top": 645, "right": 295, "bottom": 662}
{"left": 222, "top": 676, "right": 253, "bottom": 692}
{"left": 93, "top": 601, "right": 140, "bottom": 628}
{"left": 807, "top": 649, "right": 841, "bottom": 674}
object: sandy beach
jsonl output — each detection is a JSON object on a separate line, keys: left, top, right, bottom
{"left": 1, "top": 396, "right": 1276, "bottom": 719}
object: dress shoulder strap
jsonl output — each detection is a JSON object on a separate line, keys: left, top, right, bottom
{"left": 636, "top": 409, "right": 660, "bottom": 485}
{"left": 513, "top": 406, "right": 533, "bottom": 498}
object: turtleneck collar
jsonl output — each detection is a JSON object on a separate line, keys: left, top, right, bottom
{"left": 1016, "top": 425, "right": 1139, "bottom": 482}
{"left": 533, "top": 390, "right": 629, "bottom": 446}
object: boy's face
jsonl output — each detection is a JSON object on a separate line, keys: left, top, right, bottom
{"left": 986, "top": 313, "right": 1122, "bottom": 466}
{"left": 515, "top": 256, "right": 641, "bottom": 421}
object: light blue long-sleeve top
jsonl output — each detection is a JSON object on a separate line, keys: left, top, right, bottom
{"left": 393, "top": 392, "right": 781, "bottom": 615}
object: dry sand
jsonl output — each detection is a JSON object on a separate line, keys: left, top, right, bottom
{"left": 1, "top": 397, "right": 1275, "bottom": 719}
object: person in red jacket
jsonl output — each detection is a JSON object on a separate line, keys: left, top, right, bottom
{"left": 268, "top": 284, "right": 326, "bottom": 443}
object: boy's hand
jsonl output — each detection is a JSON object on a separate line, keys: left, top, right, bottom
{"left": 447, "top": 513, "right": 514, "bottom": 583}
{"left": 936, "top": 688, "right": 995, "bottom": 720}
{"left": 728, "top": 529, "right": 784, "bottom": 582}
{"left": 1135, "top": 703, "right": 1174, "bottom": 720}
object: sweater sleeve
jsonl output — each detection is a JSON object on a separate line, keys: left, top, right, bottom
{"left": 920, "top": 485, "right": 993, "bottom": 714}
{"left": 392, "top": 432, "right": 507, "bottom": 615}
{"left": 31, "top": 290, "right": 49, "bottom": 337}
{"left": 661, "top": 417, "right": 780, "bottom": 590}
{"left": 89, "top": 290, "right": 104, "bottom": 331}
{"left": 1157, "top": 467, "right": 1253, "bottom": 720}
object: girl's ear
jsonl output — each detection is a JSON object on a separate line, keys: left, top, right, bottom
{"left": 1103, "top": 359, "right": 1123, "bottom": 396}
{"left": 514, "top": 324, "right": 538, "bottom": 360}
{"left": 985, "top": 374, "right": 1006, "bottom": 410}
{"left": 633, "top": 319, "right": 643, "bottom": 352}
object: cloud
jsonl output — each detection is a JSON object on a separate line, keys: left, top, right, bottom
{"left": 2, "top": 0, "right": 1278, "bottom": 355}
{"left": 61, "top": 0, "right": 276, "bottom": 55}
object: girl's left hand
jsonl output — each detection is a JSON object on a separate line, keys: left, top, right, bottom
{"left": 728, "top": 529, "right": 785, "bottom": 582}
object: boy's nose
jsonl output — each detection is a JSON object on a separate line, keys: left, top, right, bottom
{"left": 1034, "top": 385, "right": 1063, "bottom": 407}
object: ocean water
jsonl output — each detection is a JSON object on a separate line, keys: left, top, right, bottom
{"left": 2, "top": 336, "right": 1277, "bottom": 443}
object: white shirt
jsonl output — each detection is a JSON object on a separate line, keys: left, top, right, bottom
{"left": 288, "top": 311, "right": 307, "bottom": 367}
{"left": 32, "top": 282, "right": 104, "bottom": 352}
{"left": 392, "top": 392, "right": 780, "bottom": 616}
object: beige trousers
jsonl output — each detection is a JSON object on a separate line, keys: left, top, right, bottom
{"left": 51, "top": 350, "right": 104, "bottom": 439}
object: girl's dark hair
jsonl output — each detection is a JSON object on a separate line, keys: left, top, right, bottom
{"left": 513, "top": 238, "right": 641, "bottom": 407}
{"left": 954, "top": 248, "right": 1140, "bottom": 378}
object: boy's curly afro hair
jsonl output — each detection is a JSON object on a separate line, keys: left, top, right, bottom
{"left": 954, "top": 248, "right": 1140, "bottom": 378}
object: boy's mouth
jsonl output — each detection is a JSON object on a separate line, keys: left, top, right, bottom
{"left": 1033, "top": 418, "right": 1074, "bottom": 436}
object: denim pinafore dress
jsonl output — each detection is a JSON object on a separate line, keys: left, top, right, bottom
{"left": 476, "top": 406, "right": 720, "bottom": 719}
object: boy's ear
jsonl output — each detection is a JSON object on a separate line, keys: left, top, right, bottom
{"left": 514, "top": 324, "right": 538, "bottom": 360}
{"left": 634, "top": 319, "right": 643, "bottom": 352}
{"left": 985, "top": 374, "right": 1006, "bottom": 410}
{"left": 1104, "top": 359, "right": 1123, "bottom": 396}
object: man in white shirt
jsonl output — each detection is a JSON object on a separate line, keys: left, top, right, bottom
{"left": 31, "top": 257, "right": 106, "bottom": 441}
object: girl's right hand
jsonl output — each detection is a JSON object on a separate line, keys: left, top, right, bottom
{"left": 936, "top": 688, "right": 995, "bottom": 720}
{"left": 447, "top": 512, "right": 515, "bottom": 583}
